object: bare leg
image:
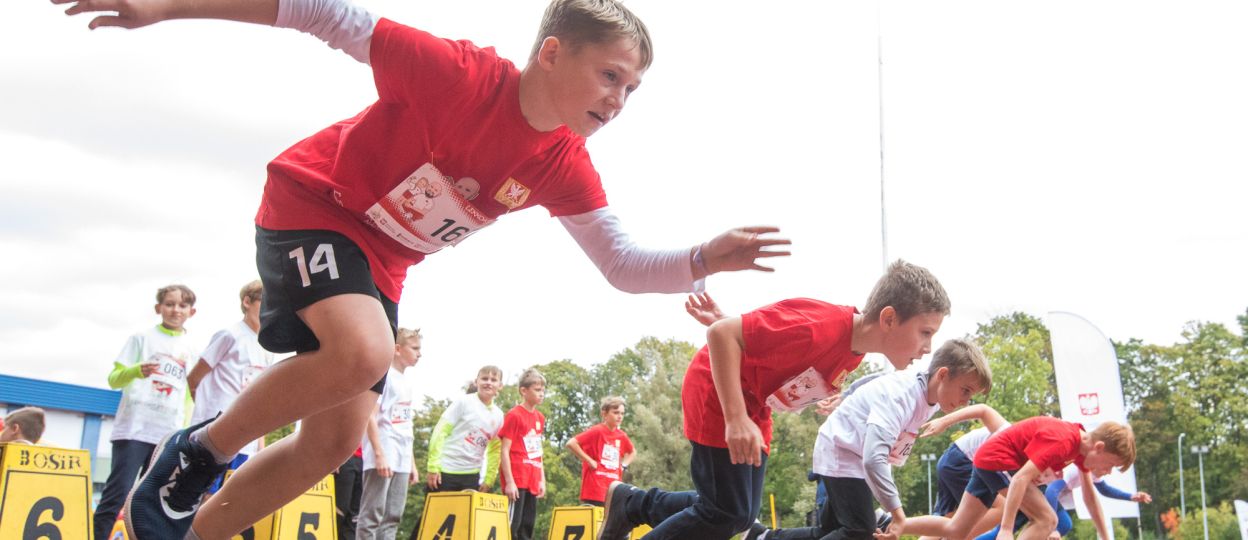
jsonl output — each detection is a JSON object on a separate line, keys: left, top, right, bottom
{"left": 906, "top": 492, "right": 990, "bottom": 540}
{"left": 202, "top": 294, "right": 394, "bottom": 454}
{"left": 188, "top": 294, "right": 395, "bottom": 539}
{"left": 1014, "top": 489, "right": 1057, "bottom": 540}
{"left": 970, "top": 501, "right": 1004, "bottom": 538}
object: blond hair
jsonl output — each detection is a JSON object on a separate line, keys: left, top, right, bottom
{"left": 529, "top": 0, "right": 653, "bottom": 70}
{"left": 396, "top": 327, "right": 422, "bottom": 345}
{"left": 600, "top": 395, "right": 625, "bottom": 414}
{"left": 862, "top": 260, "right": 949, "bottom": 323}
{"left": 519, "top": 367, "right": 546, "bottom": 389}
{"left": 1090, "top": 421, "right": 1136, "bottom": 471}
{"left": 239, "top": 280, "right": 263, "bottom": 314}
{"left": 478, "top": 365, "right": 503, "bottom": 380}
{"left": 929, "top": 339, "right": 992, "bottom": 396}
{"left": 156, "top": 284, "right": 196, "bottom": 306}
{"left": 5, "top": 407, "right": 46, "bottom": 443}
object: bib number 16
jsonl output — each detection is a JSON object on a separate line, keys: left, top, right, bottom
{"left": 289, "top": 245, "right": 340, "bottom": 287}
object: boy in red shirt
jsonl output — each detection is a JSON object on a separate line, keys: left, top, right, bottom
{"left": 568, "top": 397, "right": 636, "bottom": 506}
{"left": 904, "top": 417, "right": 1136, "bottom": 540}
{"left": 53, "top": 0, "right": 792, "bottom": 538}
{"left": 598, "top": 259, "right": 951, "bottom": 540}
{"left": 499, "top": 368, "right": 548, "bottom": 540}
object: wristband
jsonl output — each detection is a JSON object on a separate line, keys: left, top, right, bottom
{"left": 693, "top": 244, "right": 710, "bottom": 276}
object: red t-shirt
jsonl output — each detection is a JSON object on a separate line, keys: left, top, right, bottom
{"left": 498, "top": 405, "right": 545, "bottom": 493}
{"left": 974, "top": 416, "right": 1086, "bottom": 479}
{"left": 682, "top": 299, "right": 861, "bottom": 453}
{"left": 574, "top": 423, "right": 634, "bottom": 502}
{"left": 257, "top": 19, "right": 608, "bottom": 301}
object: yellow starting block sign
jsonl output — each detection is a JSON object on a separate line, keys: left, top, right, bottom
{"left": 546, "top": 505, "right": 651, "bottom": 540}
{"left": 417, "top": 491, "right": 510, "bottom": 540}
{"left": 0, "top": 443, "right": 94, "bottom": 540}
{"left": 230, "top": 474, "right": 337, "bottom": 540}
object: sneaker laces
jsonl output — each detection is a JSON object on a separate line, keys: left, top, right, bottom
{"left": 164, "top": 450, "right": 225, "bottom": 513}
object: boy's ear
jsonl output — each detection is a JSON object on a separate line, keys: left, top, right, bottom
{"left": 188, "top": 307, "right": 197, "bottom": 318}
{"left": 154, "top": 303, "right": 162, "bottom": 314}
{"left": 879, "top": 306, "right": 898, "bottom": 329}
{"left": 537, "top": 36, "right": 562, "bottom": 71}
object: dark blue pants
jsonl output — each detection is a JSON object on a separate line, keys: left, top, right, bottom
{"left": 93, "top": 439, "right": 156, "bottom": 540}
{"left": 629, "top": 441, "right": 767, "bottom": 540}
{"left": 767, "top": 476, "right": 876, "bottom": 540}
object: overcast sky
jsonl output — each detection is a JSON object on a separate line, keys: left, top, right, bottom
{"left": 3, "top": 0, "right": 1245, "bottom": 400}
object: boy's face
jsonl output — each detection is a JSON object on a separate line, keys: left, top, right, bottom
{"left": 1082, "top": 442, "right": 1126, "bottom": 477}
{"left": 476, "top": 371, "right": 501, "bottom": 402}
{"left": 603, "top": 405, "right": 625, "bottom": 429}
{"left": 243, "top": 293, "right": 262, "bottom": 322}
{"left": 545, "top": 37, "right": 645, "bottom": 137}
{"left": 155, "top": 290, "right": 196, "bottom": 331}
{"left": 520, "top": 383, "right": 545, "bottom": 407}
{"left": 0, "top": 423, "right": 20, "bottom": 443}
{"left": 395, "top": 337, "right": 421, "bottom": 368}
{"left": 931, "top": 369, "right": 984, "bottom": 412}
{"left": 879, "top": 309, "right": 944, "bottom": 370}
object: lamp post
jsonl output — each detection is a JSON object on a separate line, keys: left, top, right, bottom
{"left": 921, "top": 453, "right": 938, "bottom": 515}
{"left": 1193, "top": 445, "right": 1210, "bottom": 540}
{"left": 1178, "top": 432, "right": 1186, "bottom": 517}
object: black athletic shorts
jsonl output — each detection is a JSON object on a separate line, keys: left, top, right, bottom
{"left": 255, "top": 225, "right": 396, "bottom": 394}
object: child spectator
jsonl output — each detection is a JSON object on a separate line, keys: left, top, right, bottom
{"left": 187, "top": 280, "right": 276, "bottom": 493}
{"left": 1, "top": 407, "right": 47, "bottom": 444}
{"left": 568, "top": 396, "right": 635, "bottom": 506}
{"left": 93, "top": 284, "right": 199, "bottom": 540}
{"left": 52, "top": 0, "right": 790, "bottom": 535}
{"left": 358, "top": 327, "right": 422, "bottom": 539}
{"left": 904, "top": 418, "right": 1136, "bottom": 540}
{"left": 598, "top": 260, "right": 950, "bottom": 540}
{"left": 748, "top": 338, "right": 994, "bottom": 540}
{"left": 412, "top": 366, "right": 504, "bottom": 536}
{"left": 499, "top": 368, "right": 548, "bottom": 540}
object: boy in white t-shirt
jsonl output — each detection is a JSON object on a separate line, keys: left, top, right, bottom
{"left": 358, "top": 327, "right": 422, "bottom": 539}
{"left": 412, "top": 366, "right": 504, "bottom": 537}
{"left": 748, "top": 339, "right": 994, "bottom": 540}
{"left": 93, "top": 285, "right": 200, "bottom": 540}
{"left": 188, "top": 280, "right": 277, "bottom": 493}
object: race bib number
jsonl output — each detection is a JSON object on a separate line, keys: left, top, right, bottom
{"left": 365, "top": 163, "right": 495, "bottom": 254}
{"left": 389, "top": 402, "right": 413, "bottom": 424}
{"left": 600, "top": 444, "right": 621, "bottom": 471}
{"left": 887, "top": 431, "right": 917, "bottom": 466}
{"left": 523, "top": 433, "right": 543, "bottom": 460}
{"left": 765, "top": 367, "right": 842, "bottom": 413}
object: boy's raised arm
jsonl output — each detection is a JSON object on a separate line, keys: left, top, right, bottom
{"left": 57, "top": 0, "right": 377, "bottom": 64}
{"left": 57, "top": 0, "right": 278, "bottom": 31}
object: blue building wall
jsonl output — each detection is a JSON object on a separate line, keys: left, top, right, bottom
{"left": 0, "top": 373, "right": 121, "bottom": 461}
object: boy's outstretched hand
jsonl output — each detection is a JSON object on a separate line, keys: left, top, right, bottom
{"left": 699, "top": 227, "right": 790, "bottom": 276}
{"left": 685, "top": 292, "right": 726, "bottom": 327}
{"left": 55, "top": 0, "right": 175, "bottom": 30}
{"left": 53, "top": 0, "right": 277, "bottom": 30}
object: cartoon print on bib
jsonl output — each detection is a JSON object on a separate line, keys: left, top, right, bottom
{"left": 766, "top": 366, "right": 848, "bottom": 413}
{"left": 366, "top": 163, "right": 495, "bottom": 254}
{"left": 887, "top": 431, "right": 918, "bottom": 466}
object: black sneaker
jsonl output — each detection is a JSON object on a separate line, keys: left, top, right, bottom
{"left": 876, "top": 511, "right": 893, "bottom": 532}
{"left": 124, "top": 417, "right": 229, "bottom": 539}
{"left": 598, "top": 481, "right": 638, "bottom": 540}
{"left": 744, "top": 520, "right": 770, "bottom": 540}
